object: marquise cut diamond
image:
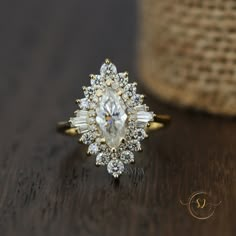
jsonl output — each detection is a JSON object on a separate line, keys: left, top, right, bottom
{"left": 96, "top": 88, "right": 127, "bottom": 148}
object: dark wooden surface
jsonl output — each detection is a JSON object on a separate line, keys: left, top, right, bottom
{"left": 0, "top": 1, "right": 235, "bottom": 235}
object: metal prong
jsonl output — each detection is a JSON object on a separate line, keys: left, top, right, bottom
{"left": 138, "top": 148, "right": 143, "bottom": 152}
{"left": 133, "top": 82, "right": 137, "bottom": 86}
{"left": 82, "top": 86, "right": 87, "bottom": 91}
{"left": 89, "top": 112, "right": 95, "bottom": 118}
{"left": 121, "top": 138, "right": 126, "bottom": 144}
{"left": 105, "top": 58, "right": 111, "bottom": 64}
{"left": 111, "top": 148, "right": 116, "bottom": 153}
{"left": 124, "top": 71, "right": 129, "bottom": 77}
{"left": 75, "top": 99, "right": 80, "bottom": 104}
{"left": 86, "top": 152, "right": 91, "bottom": 156}
{"left": 100, "top": 138, "right": 106, "bottom": 144}
{"left": 117, "top": 90, "right": 123, "bottom": 96}
{"left": 89, "top": 74, "right": 95, "bottom": 80}
{"left": 113, "top": 174, "right": 120, "bottom": 179}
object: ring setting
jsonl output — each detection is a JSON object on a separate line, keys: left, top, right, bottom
{"left": 57, "top": 59, "right": 170, "bottom": 178}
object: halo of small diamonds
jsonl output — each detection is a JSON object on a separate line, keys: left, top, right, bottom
{"left": 69, "top": 59, "right": 154, "bottom": 178}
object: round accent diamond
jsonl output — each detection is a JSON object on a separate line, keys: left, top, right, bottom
{"left": 132, "top": 128, "right": 147, "bottom": 141}
{"left": 91, "top": 75, "right": 102, "bottom": 86}
{"left": 116, "top": 73, "right": 128, "bottom": 87}
{"left": 129, "top": 140, "right": 141, "bottom": 152}
{"left": 99, "top": 144, "right": 109, "bottom": 152}
{"left": 88, "top": 117, "right": 96, "bottom": 124}
{"left": 100, "top": 62, "right": 117, "bottom": 76}
{"left": 79, "top": 98, "right": 89, "bottom": 110}
{"left": 120, "top": 150, "right": 134, "bottom": 164}
{"left": 124, "top": 83, "right": 137, "bottom": 97}
{"left": 96, "top": 152, "right": 110, "bottom": 166}
{"left": 107, "top": 159, "right": 124, "bottom": 178}
{"left": 118, "top": 142, "right": 128, "bottom": 153}
{"left": 80, "top": 131, "right": 96, "bottom": 144}
{"left": 83, "top": 86, "right": 94, "bottom": 98}
{"left": 88, "top": 143, "right": 99, "bottom": 155}
{"left": 130, "top": 94, "right": 144, "bottom": 107}
{"left": 89, "top": 124, "right": 97, "bottom": 131}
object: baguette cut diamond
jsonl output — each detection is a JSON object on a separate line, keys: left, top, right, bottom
{"left": 96, "top": 88, "right": 127, "bottom": 148}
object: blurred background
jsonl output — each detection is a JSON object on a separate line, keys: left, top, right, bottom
{"left": 1, "top": 0, "right": 236, "bottom": 115}
{"left": 0, "top": 1, "right": 235, "bottom": 236}
{"left": 139, "top": 0, "right": 236, "bottom": 116}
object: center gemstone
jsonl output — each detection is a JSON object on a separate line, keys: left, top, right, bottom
{"left": 96, "top": 88, "right": 127, "bottom": 148}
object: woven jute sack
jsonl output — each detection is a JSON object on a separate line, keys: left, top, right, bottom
{"left": 138, "top": 1, "right": 236, "bottom": 116}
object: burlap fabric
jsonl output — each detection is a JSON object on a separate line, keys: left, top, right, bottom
{"left": 139, "top": 1, "right": 236, "bottom": 116}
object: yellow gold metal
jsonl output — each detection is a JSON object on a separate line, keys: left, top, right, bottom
{"left": 100, "top": 138, "right": 106, "bottom": 144}
{"left": 117, "top": 90, "right": 123, "bottom": 96}
{"left": 75, "top": 99, "right": 80, "bottom": 104}
{"left": 57, "top": 122, "right": 78, "bottom": 136}
{"left": 96, "top": 89, "right": 103, "bottom": 97}
{"left": 121, "top": 138, "right": 126, "bottom": 143}
{"left": 89, "top": 74, "right": 95, "bottom": 79}
{"left": 105, "top": 58, "right": 111, "bottom": 64}
{"left": 146, "top": 122, "right": 164, "bottom": 131}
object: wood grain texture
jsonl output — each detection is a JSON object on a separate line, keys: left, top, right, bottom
{"left": 0, "top": 1, "right": 235, "bottom": 235}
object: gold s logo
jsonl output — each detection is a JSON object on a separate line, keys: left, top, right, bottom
{"left": 180, "top": 191, "right": 221, "bottom": 220}
{"left": 196, "top": 197, "right": 206, "bottom": 208}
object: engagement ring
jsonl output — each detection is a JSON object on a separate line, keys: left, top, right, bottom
{"left": 57, "top": 59, "right": 170, "bottom": 178}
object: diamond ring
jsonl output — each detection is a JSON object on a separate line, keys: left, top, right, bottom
{"left": 57, "top": 59, "right": 170, "bottom": 178}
